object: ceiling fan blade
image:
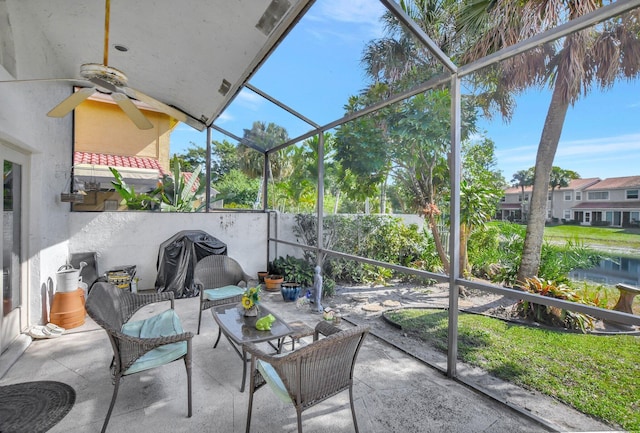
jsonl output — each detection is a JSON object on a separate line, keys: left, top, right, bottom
{"left": 124, "top": 87, "right": 206, "bottom": 132}
{"left": 47, "top": 87, "right": 96, "bottom": 117}
{"left": 111, "top": 93, "right": 154, "bottom": 130}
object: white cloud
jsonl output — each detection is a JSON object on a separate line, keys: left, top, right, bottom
{"left": 557, "top": 133, "right": 640, "bottom": 157}
{"left": 306, "top": 0, "right": 386, "bottom": 40}
{"left": 496, "top": 133, "right": 640, "bottom": 177}
{"left": 215, "top": 111, "right": 234, "bottom": 124}
{"left": 235, "top": 89, "right": 264, "bottom": 111}
{"left": 315, "top": 0, "right": 386, "bottom": 25}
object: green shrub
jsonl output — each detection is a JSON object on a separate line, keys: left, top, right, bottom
{"left": 269, "top": 255, "right": 314, "bottom": 287}
{"left": 293, "top": 214, "right": 439, "bottom": 285}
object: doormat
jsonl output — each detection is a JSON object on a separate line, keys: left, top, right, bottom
{"left": 0, "top": 380, "right": 75, "bottom": 433}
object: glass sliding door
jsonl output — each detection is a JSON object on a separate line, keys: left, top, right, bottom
{"left": 0, "top": 145, "right": 26, "bottom": 356}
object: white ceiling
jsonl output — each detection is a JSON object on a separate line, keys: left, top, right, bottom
{"left": 0, "top": 0, "right": 313, "bottom": 130}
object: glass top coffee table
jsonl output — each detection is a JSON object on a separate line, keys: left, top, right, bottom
{"left": 211, "top": 303, "right": 293, "bottom": 392}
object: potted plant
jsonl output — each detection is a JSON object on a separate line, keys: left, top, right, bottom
{"left": 269, "top": 255, "right": 314, "bottom": 288}
{"left": 264, "top": 274, "right": 284, "bottom": 292}
{"left": 257, "top": 271, "right": 269, "bottom": 284}
{"left": 280, "top": 282, "right": 301, "bottom": 302}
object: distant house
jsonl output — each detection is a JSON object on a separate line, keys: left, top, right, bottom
{"left": 497, "top": 185, "right": 532, "bottom": 222}
{"left": 71, "top": 92, "right": 178, "bottom": 211}
{"left": 571, "top": 176, "right": 640, "bottom": 227}
{"left": 498, "top": 176, "right": 640, "bottom": 227}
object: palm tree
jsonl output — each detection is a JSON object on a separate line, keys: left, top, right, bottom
{"left": 548, "top": 166, "right": 579, "bottom": 221}
{"left": 357, "top": 1, "right": 465, "bottom": 271}
{"left": 458, "top": 1, "right": 640, "bottom": 282}
{"left": 511, "top": 168, "right": 534, "bottom": 222}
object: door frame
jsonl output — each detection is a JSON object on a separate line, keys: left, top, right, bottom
{"left": 0, "top": 143, "right": 29, "bottom": 356}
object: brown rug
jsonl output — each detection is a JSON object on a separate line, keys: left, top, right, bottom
{"left": 0, "top": 381, "right": 75, "bottom": 433}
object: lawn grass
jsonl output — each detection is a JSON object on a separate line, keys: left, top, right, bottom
{"left": 543, "top": 225, "right": 640, "bottom": 251}
{"left": 386, "top": 309, "right": 640, "bottom": 432}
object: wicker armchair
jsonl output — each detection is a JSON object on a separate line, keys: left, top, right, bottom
{"left": 244, "top": 321, "right": 369, "bottom": 433}
{"left": 85, "top": 282, "right": 193, "bottom": 433}
{"left": 194, "top": 255, "right": 252, "bottom": 334}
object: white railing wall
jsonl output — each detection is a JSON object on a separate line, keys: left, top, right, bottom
{"left": 67, "top": 211, "right": 269, "bottom": 290}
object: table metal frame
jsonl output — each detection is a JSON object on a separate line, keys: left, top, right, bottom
{"left": 211, "top": 303, "right": 293, "bottom": 392}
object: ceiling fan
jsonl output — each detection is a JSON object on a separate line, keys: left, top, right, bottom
{"left": 46, "top": 0, "right": 197, "bottom": 130}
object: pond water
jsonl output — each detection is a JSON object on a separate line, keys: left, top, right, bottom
{"left": 570, "top": 256, "right": 640, "bottom": 287}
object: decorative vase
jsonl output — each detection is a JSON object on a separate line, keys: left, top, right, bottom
{"left": 281, "top": 282, "right": 301, "bottom": 302}
{"left": 50, "top": 289, "right": 86, "bottom": 329}
{"left": 243, "top": 305, "right": 259, "bottom": 317}
{"left": 264, "top": 275, "right": 284, "bottom": 292}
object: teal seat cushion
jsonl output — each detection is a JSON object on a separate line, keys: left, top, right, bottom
{"left": 204, "top": 285, "right": 245, "bottom": 301}
{"left": 257, "top": 359, "right": 291, "bottom": 403}
{"left": 121, "top": 309, "right": 187, "bottom": 375}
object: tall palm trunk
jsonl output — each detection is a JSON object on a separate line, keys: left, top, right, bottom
{"left": 459, "top": 222, "right": 470, "bottom": 277}
{"left": 428, "top": 210, "right": 450, "bottom": 271}
{"left": 517, "top": 83, "right": 570, "bottom": 283}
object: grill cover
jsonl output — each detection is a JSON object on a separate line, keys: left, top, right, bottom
{"left": 155, "top": 230, "right": 227, "bottom": 298}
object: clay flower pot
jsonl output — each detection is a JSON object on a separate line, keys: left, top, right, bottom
{"left": 257, "top": 271, "right": 269, "bottom": 284}
{"left": 264, "top": 275, "right": 284, "bottom": 292}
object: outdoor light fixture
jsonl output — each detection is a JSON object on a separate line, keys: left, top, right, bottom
{"left": 256, "top": 0, "right": 291, "bottom": 36}
{"left": 218, "top": 79, "right": 231, "bottom": 96}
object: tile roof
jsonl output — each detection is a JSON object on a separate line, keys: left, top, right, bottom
{"left": 559, "top": 178, "right": 601, "bottom": 190}
{"left": 504, "top": 176, "right": 639, "bottom": 194}
{"left": 584, "top": 176, "right": 640, "bottom": 190}
{"left": 74, "top": 152, "right": 167, "bottom": 175}
{"left": 503, "top": 186, "right": 532, "bottom": 194}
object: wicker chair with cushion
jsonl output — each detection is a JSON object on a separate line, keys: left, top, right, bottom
{"left": 194, "top": 255, "right": 252, "bottom": 334}
{"left": 244, "top": 321, "right": 369, "bottom": 433}
{"left": 85, "top": 282, "right": 193, "bottom": 433}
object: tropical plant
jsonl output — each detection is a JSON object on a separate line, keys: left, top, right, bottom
{"left": 109, "top": 167, "right": 161, "bottom": 210}
{"left": 158, "top": 156, "right": 206, "bottom": 212}
{"left": 458, "top": 1, "right": 640, "bottom": 283}
{"left": 516, "top": 277, "right": 597, "bottom": 332}
{"left": 269, "top": 255, "right": 314, "bottom": 288}
{"left": 172, "top": 143, "right": 208, "bottom": 173}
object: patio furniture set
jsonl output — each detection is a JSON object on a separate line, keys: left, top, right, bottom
{"left": 85, "top": 255, "right": 369, "bottom": 433}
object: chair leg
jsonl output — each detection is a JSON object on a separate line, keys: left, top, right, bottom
{"left": 101, "top": 375, "right": 121, "bottom": 433}
{"left": 296, "top": 407, "right": 303, "bottom": 433}
{"left": 349, "top": 386, "right": 359, "bottom": 433}
{"left": 197, "top": 309, "right": 202, "bottom": 335}
{"left": 185, "top": 340, "right": 193, "bottom": 417}
{"left": 245, "top": 381, "right": 255, "bottom": 433}
{"left": 213, "top": 327, "right": 222, "bottom": 348}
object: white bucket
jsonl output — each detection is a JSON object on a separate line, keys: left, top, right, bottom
{"left": 56, "top": 268, "right": 81, "bottom": 293}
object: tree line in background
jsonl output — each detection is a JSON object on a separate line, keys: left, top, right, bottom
{"left": 168, "top": 0, "right": 640, "bottom": 286}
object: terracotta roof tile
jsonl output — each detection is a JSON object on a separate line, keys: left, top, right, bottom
{"left": 74, "top": 152, "right": 167, "bottom": 175}
{"left": 584, "top": 176, "right": 640, "bottom": 190}
{"left": 559, "top": 178, "right": 601, "bottom": 190}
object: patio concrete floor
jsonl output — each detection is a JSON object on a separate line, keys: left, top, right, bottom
{"left": 0, "top": 288, "right": 618, "bottom": 433}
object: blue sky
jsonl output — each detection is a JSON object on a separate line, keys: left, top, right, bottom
{"left": 170, "top": 0, "right": 640, "bottom": 183}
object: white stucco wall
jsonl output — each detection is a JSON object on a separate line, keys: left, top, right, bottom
{"left": 0, "top": 80, "right": 75, "bottom": 327}
{"left": 68, "top": 211, "right": 269, "bottom": 290}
